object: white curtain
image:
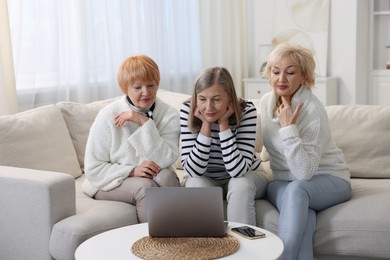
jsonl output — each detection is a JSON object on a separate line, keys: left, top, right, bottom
{"left": 199, "top": 0, "right": 249, "bottom": 97}
{"left": 7, "top": 0, "right": 202, "bottom": 111}
{"left": 0, "top": 0, "right": 18, "bottom": 115}
{"left": 6, "top": 0, "right": 251, "bottom": 112}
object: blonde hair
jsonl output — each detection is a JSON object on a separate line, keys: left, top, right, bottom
{"left": 117, "top": 55, "right": 160, "bottom": 94}
{"left": 187, "top": 67, "right": 245, "bottom": 132}
{"left": 262, "top": 43, "right": 316, "bottom": 89}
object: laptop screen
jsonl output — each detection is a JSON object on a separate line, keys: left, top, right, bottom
{"left": 146, "top": 187, "right": 226, "bottom": 237}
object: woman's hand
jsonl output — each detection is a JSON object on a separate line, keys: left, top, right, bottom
{"left": 130, "top": 160, "right": 160, "bottom": 179}
{"left": 195, "top": 107, "right": 212, "bottom": 136}
{"left": 218, "top": 103, "right": 234, "bottom": 131}
{"left": 277, "top": 96, "right": 303, "bottom": 127}
{"left": 194, "top": 107, "right": 207, "bottom": 124}
{"left": 114, "top": 110, "right": 148, "bottom": 127}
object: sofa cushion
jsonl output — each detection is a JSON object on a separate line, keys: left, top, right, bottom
{"left": 0, "top": 105, "right": 81, "bottom": 178}
{"left": 248, "top": 98, "right": 264, "bottom": 153}
{"left": 157, "top": 89, "right": 191, "bottom": 111}
{"left": 326, "top": 105, "right": 390, "bottom": 178}
{"left": 57, "top": 96, "right": 120, "bottom": 172}
{"left": 157, "top": 89, "right": 191, "bottom": 169}
{"left": 255, "top": 199, "right": 279, "bottom": 234}
{"left": 315, "top": 178, "right": 390, "bottom": 259}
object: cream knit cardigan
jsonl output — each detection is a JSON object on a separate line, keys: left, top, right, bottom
{"left": 82, "top": 96, "right": 180, "bottom": 197}
{"left": 260, "top": 86, "right": 350, "bottom": 182}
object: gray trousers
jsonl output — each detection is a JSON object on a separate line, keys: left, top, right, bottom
{"left": 95, "top": 168, "right": 180, "bottom": 223}
{"left": 184, "top": 170, "right": 269, "bottom": 226}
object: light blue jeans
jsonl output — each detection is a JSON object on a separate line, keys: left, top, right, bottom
{"left": 185, "top": 170, "right": 269, "bottom": 226}
{"left": 267, "top": 174, "right": 351, "bottom": 260}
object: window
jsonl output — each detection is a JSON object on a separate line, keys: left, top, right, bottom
{"left": 7, "top": 0, "right": 201, "bottom": 109}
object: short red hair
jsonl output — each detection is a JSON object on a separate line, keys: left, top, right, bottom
{"left": 117, "top": 55, "right": 160, "bottom": 94}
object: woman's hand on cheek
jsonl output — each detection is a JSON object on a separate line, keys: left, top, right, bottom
{"left": 194, "top": 108, "right": 207, "bottom": 123}
{"left": 218, "top": 103, "right": 234, "bottom": 131}
{"left": 195, "top": 107, "right": 212, "bottom": 136}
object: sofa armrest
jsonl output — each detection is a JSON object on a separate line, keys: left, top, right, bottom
{"left": 0, "top": 166, "right": 76, "bottom": 260}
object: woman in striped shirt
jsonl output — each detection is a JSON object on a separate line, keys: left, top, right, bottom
{"left": 180, "top": 67, "right": 269, "bottom": 226}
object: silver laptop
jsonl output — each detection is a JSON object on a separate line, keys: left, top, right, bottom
{"left": 146, "top": 187, "right": 226, "bottom": 237}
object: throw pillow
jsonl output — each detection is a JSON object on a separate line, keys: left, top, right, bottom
{"left": 157, "top": 89, "right": 191, "bottom": 170}
{"left": 0, "top": 105, "right": 81, "bottom": 178}
{"left": 57, "top": 96, "right": 121, "bottom": 172}
{"left": 326, "top": 105, "right": 390, "bottom": 178}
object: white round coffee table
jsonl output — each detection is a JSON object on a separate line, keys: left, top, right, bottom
{"left": 75, "top": 222, "right": 283, "bottom": 259}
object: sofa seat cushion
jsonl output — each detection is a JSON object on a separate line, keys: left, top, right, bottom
{"left": 174, "top": 169, "right": 188, "bottom": 186}
{"left": 49, "top": 175, "right": 138, "bottom": 260}
{"left": 315, "top": 178, "right": 390, "bottom": 259}
{"left": 0, "top": 105, "right": 81, "bottom": 178}
{"left": 255, "top": 199, "right": 279, "bottom": 234}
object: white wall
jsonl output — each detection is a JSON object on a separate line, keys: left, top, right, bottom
{"left": 328, "top": 0, "right": 369, "bottom": 104}
{"left": 250, "top": 0, "right": 369, "bottom": 105}
{"left": 248, "top": 0, "right": 275, "bottom": 77}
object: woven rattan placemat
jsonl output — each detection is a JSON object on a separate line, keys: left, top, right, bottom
{"left": 131, "top": 234, "right": 240, "bottom": 260}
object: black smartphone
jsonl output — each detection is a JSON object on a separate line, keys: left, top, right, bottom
{"left": 231, "top": 226, "right": 266, "bottom": 239}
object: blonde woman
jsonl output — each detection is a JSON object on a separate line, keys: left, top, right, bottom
{"left": 260, "top": 43, "right": 351, "bottom": 260}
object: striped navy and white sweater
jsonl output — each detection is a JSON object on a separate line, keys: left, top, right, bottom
{"left": 180, "top": 101, "right": 261, "bottom": 181}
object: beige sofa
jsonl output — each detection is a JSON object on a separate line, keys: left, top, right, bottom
{"left": 1, "top": 89, "right": 390, "bottom": 260}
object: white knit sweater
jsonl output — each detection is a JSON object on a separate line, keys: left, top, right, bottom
{"left": 260, "top": 86, "right": 350, "bottom": 182}
{"left": 82, "top": 96, "right": 180, "bottom": 197}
